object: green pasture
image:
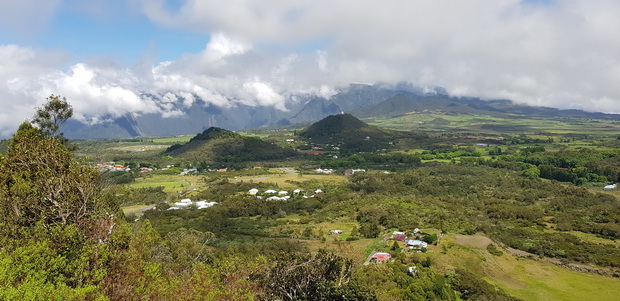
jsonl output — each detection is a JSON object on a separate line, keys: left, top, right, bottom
{"left": 151, "top": 135, "right": 193, "bottom": 144}
{"left": 128, "top": 181, "right": 189, "bottom": 189}
{"left": 121, "top": 204, "right": 151, "bottom": 216}
{"left": 127, "top": 174, "right": 203, "bottom": 193}
{"left": 368, "top": 113, "right": 620, "bottom": 136}
{"left": 436, "top": 233, "right": 620, "bottom": 301}
{"left": 232, "top": 173, "right": 347, "bottom": 188}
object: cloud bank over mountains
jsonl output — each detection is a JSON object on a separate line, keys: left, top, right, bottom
{"left": 1, "top": 0, "right": 620, "bottom": 137}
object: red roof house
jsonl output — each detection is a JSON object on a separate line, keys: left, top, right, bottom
{"left": 371, "top": 252, "right": 391, "bottom": 263}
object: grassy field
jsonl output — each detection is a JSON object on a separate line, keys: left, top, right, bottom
{"left": 128, "top": 174, "right": 203, "bottom": 193}
{"left": 436, "top": 233, "right": 620, "bottom": 301}
{"left": 151, "top": 135, "right": 193, "bottom": 144}
{"left": 128, "top": 181, "right": 190, "bottom": 189}
{"left": 231, "top": 173, "right": 347, "bottom": 188}
{"left": 121, "top": 204, "right": 152, "bottom": 216}
{"left": 110, "top": 145, "right": 169, "bottom": 152}
{"left": 368, "top": 113, "right": 620, "bottom": 137}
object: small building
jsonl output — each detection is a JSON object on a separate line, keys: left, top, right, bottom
{"left": 195, "top": 201, "right": 218, "bottom": 209}
{"left": 408, "top": 266, "right": 417, "bottom": 276}
{"left": 604, "top": 184, "right": 617, "bottom": 191}
{"left": 278, "top": 191, "right": 288, "bottom": 196}
{"left": 329, "top": 230, "right": 343, "bottom": 235}
{"left": 406, "top": 240, "right": 428, "bottom": 250}
{"left": 293, "top": 189, "right": 302, "bottom": 194}
{"left": 248, "top": 188, "right": 259, "bottom": 195}
{"left": 391, "top": 231, "right": 408, "bottom": 241}
{"left": 314, "top": 189, "right": 323, "bottom": 194}
{"left": 345, "top": 169, "right": 366, "bottom": 176}
{"left": 174, "top": 199, "right": 193, "bottom": 207}
{"left": 264, "top": 189, "right": 277, "bottom": 194}
{"left": 371, "top": 252, "right": 391, "bottom": 263}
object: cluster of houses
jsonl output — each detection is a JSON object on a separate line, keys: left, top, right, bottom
{"left": 168, "top": 198, "right": 218, "bottom": 210}
{"left": 95, "top": 162, "right": 153, "bottom": 173}
{"left": 368, "top": 228, "right": 431, "bottom": 266}
{"left": 314, "top": 168, "right": 367, "bottom": 176}
{"left": 345, "top": 169, "right": 366, "bottom": 176}
{"left": 389, "top": 229, "right": 429, "bottom": 251}
{"left": 247, "top": 188, "right": 324, "bottom": 201}
{"left": 180, "top": 167, "right": 228, "bottom": 173}
{"left": 179, "top": 167, "right": 198, "bottom": 175}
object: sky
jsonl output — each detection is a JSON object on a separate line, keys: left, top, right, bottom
{"left": 1, "top": 0, "right": 620, "bottom": 137}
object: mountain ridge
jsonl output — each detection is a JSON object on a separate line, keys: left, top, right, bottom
{"left": 60, "top": 84, "right": 620, "bottom": 139}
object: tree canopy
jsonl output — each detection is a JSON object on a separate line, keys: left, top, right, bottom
{"left": 31, "top": 94, "right": 73, "bottom": 139}
{"left": 0, "top": 122, "right": 118, "bottom": 231}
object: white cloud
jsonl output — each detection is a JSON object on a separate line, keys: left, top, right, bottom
{"left": 242, "top": 80, "right": 287, "bottom": 111}
{"left": 135, "top": 0, "right": 620, "bottom": 111}
{"left": 201, "top": 32, "right": 250, "bottom": 64}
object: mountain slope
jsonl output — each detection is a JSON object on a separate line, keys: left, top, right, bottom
{"left": 165, "top": 127, "right": 297, "bottom": 162}
{"left": 60, "top": 83, "right": 620, "bottom": 139}
{"left": 299, "top": 114, "right": 394, "bottom": 151}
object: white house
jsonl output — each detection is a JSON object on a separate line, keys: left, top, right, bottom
{"left": 293, "top": 189, "right": 302, "bottom": 194}
{"left": 248, "top": 188, "right": 259, "bottom": 195}
{"left": 174, "top": 199, "right": 193, "bottom": 207}
{"left": 604, "top": 184, "right": 617, "bottom": 191}
{"left": 329, "top": 230, "right": 343, "bottom": 235}
{"left": 406, "top": 240, "right": 428, "bottom": 250}
{"left": 314, "top": 189, "right": 323, "bottom": 194}
{"left": 408, "top": 266, "right": 417, "bottom": 276}
{"left": 278, "top": 191, "right": 288, "bottom": 196}
{"left": 195, "top": 201, "right": 218, "bottom": 209}
{"left": 264, "top": 189, "right": 277, "bottom": 194}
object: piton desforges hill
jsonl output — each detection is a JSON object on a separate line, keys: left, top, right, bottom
{"left": 164, "top": 127, "right": 297, "bottom": 162}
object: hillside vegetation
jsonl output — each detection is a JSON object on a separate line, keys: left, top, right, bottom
{"left": 165, "top": 127, "right": 298, "bottom": 162}
{"left": 4, "top": 99, "right": 620, "bottom": 300}
{"left": 299, "top": 113, "right": 395, "bottom": 151}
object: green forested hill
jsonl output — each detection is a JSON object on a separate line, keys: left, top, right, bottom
{"left": 299, "top": 113, "right": 395, "bottom": 151}
{"left": 165, "top": 127, "right": 297, "bottom": 162}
